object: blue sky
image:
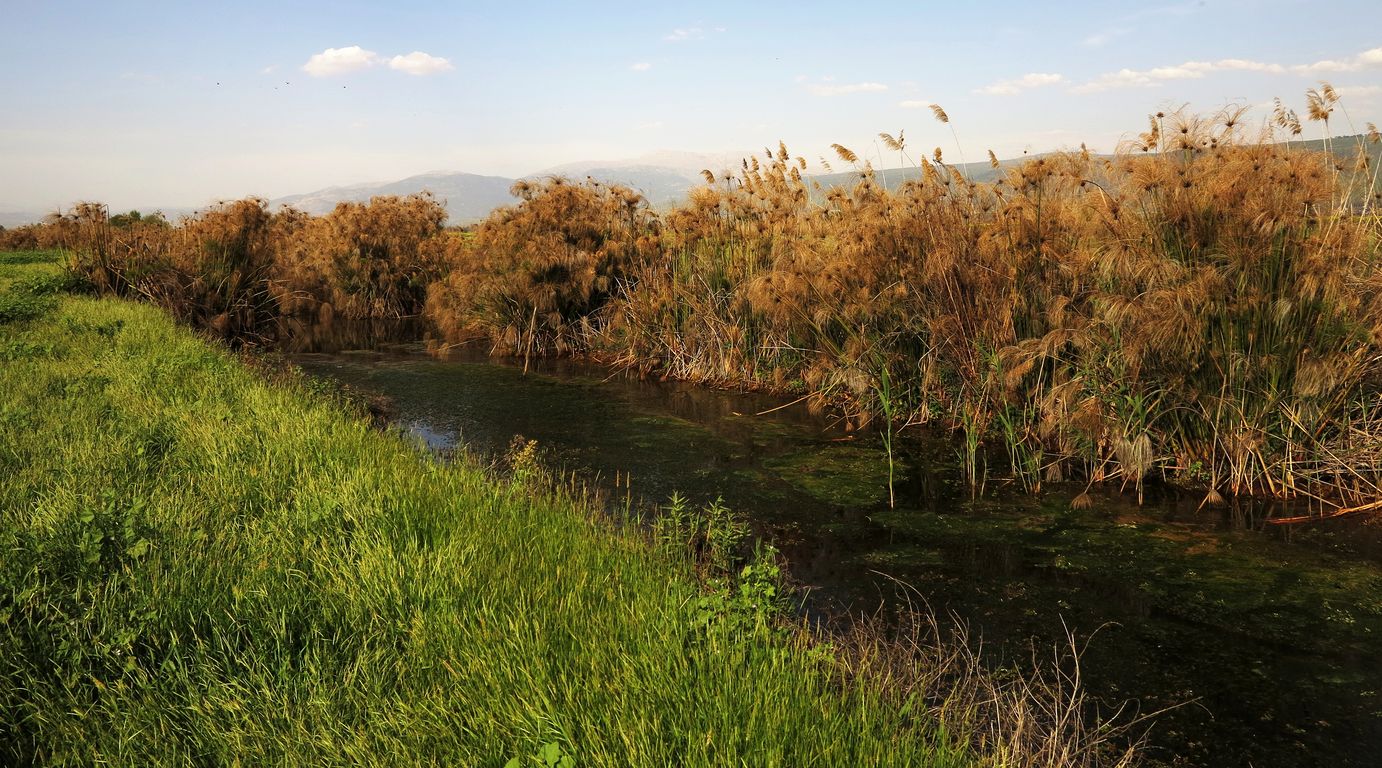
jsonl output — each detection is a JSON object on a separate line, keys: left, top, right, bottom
{"left": 2, "top": 0, "right": 1380, "bottom": 211}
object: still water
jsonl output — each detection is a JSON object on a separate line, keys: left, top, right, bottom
{"left": 295, "top": 344, "right": 1382, "bottom": 768}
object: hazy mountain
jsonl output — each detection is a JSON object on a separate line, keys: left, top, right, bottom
{"left": 810, "top": 158, "right": 1012, "bottom": 192}
{"left": 529, "top": 165, "right": 697, "bottom": 207}
{"left": 536, "top": 149, "right": 750, "bottom": 180}
{"left": 7, "top": 136, "right": 1373, "bottom": 230}
{"left": 270, "top": 171, "right": 518, "bottom": 222}
{"left": 530, "top": 150, "right": 753, "bottom": 207}
{"left": 1290, "top": 133, "right": 1379, "bottom": 156}
{"left": 256, "top": 151, "right": 756, "bottom": 222}
{"left": 0, "top": 211, "right": 42, "bottom": 228}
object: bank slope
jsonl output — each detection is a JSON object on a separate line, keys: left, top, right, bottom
{"left": 0, "top": 257, "right": 970, "bottom": 766}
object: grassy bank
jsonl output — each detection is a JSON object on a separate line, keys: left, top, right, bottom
{"left": 1, "top": 251, "right": 1058, "bottom": 766}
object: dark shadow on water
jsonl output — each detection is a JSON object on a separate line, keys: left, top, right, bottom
{"left": 292, "top": 342, "right": 1382, "bottom": 768}
{"left": 273, "top": 315, "right": 427, "bottom": 355}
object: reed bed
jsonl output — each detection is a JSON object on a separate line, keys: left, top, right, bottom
{"left": 23, "top": 93, "right": 1382, "bottom": 504}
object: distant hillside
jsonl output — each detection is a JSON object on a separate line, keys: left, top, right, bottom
{"left": 198, "top": 134, "right": 1382, "bottom": 225}
{"left": 257, "top": 152, "right": 752, "bottom": 222}
{"left": 8, "top": 136, "right": 1372, "bottom": 230}
{"left": 810, "top": 134, "right": 1379, "bottom": 193}
{"left": 528, "top": 165, "right": 701, "bottom": 207}
{"left": 810, "top": 157, "right": 1011, "bottom": 192}
{"left": 1290, "top": 133, "right": 1378, "bottom": 157}
{"left": 270, "top": 171, "right": 518, "bottom": 222}
{"left": 530, "top": 150, "right": 752, "bottom": 208}
{"left": 0, "top": 211, "right": 42, "bottom": 228}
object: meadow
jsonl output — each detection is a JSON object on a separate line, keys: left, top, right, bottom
{"left": 0, "top": 250, "right": 1137, "bottom": 766}
{"left": 5, "top": 92, "right": 1380, "bottom": 510}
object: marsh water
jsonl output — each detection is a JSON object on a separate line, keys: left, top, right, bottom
{"left": 294, "top": 342, "right": 1382, "bottom": 768}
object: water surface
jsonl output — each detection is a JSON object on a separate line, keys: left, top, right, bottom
{"left": 295, "top": 346, "right": 1382, "bottom": 768}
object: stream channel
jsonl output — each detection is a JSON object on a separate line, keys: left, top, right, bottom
{"left": 293, "top": 341, "right": 1382, "bottom": 768}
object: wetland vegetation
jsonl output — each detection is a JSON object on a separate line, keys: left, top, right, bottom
{"left": 2, "top": 250, "right": 1139, "bottom": 766}
{"left": 4, "top": 88, "right": 1382, "bottom": 766}
{"left": 8, "top": 96, "right": 1380, "bottom": 510}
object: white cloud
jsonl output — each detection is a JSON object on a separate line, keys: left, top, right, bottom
{"left": 388, "top": 51, "right": 453, "bottom": 76}
{"left": 1335, "top": 84, "right": 1382, "bottom": 97}
{"left": 1072, "top": 48, "right": 1382, "bottom": 94}
{"left": 302, "top": 45, "right": 380, "bottom": 77}
{"left": 634, "top": 120, "right": 664, "bottom": 130}
{"left": 807, "top": 81, "right": 888, "bottom": 96}
{"left": 260, "top": 65, "right": 277, "bottom": 75}
{"left": 977, "top": 72, "right": 1064, "bottom": 96}
{"left": 665, "top": 27, "right": 704, "bottom": 42}
{"left": 1298, "top": 58, "right": 1354, "bottom": 74}
{"left": 1073, "top": 58, "right": 1282, "bottom": 93}
{"left": 1294, "top": 47, "right": 1382, "bottom": 74}
{"left": 664, "top": 25, "right": 725, "bottom": 42}
{"left": 1073, "top": 68, "right": 1178, "bottom": 93}
{"left": 1083, "top": 27, "right": 1129, "bottom": 47}
{"left": 897, "top": 99, "right": 931, "bottom": 108}
{"left": 1210, "top": 59, "right": 1282, "bottom": 73}
{"left": 630, "top": 62, "right": 652, "bottom": 72}
{"left": 302, "top": 46, "right": 452, "bottom": 77}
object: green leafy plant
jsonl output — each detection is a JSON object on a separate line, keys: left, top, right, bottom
{"left": 505, "top": 741, "right": 576, "bottom": 768}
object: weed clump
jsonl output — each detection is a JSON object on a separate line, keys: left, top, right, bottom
{"left": 426, "top": 178, "right": 658, "bottom": 355}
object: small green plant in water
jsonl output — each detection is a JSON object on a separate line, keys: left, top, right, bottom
{"left": 876, "top": 361, "right": 898, "bottom": 508}
{"left": 692, "top": 544, "right": 786, "bottom": 638}
{"left": 654, "top": 493, "right": 747, "bottom": 574}
{"left": 506, "top": 436, "right": 542, "bottom": 485}
{"left": 996, "top": 402, "right": 1043, "bottom": 494}
{"left": 653, "top": 495, "right": 786, "bottom": 637}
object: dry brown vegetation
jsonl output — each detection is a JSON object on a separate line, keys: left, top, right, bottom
{"left": 41, "top": 194, "right": 448, "bottom": 342}
{"left": 838, "top": 583, "right": 1147, "bottom": 768}
{"left": 273, "top": 192, "right": 449, "bottom": 322}
{"left": 426, "top": 177, "right": 659, "bottom": 355}
{"left": 42, "top": 96, "right": 1382, "bottom": 505}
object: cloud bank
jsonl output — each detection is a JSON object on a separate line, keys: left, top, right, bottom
{"left": 1069, "top": 47, "right": 1382, "bottom": 93}
{"left": 976, "top": 72, "right": 1065, "bottom": 96}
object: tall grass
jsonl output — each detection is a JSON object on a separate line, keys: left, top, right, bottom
{"left": 0, "top": 255, "right": 1139, "bottom": 766}
{"left": 45, "top": 194, "right": 450, "bottom": 343}
{"left": 432, "top": 101, "right": 1382, "bottom": 503}
{"left": 273, "top": 192, "right": 450, "bottom": 322}
{"left": 426, "top": 178, "right": 659, "bottom": 356}
{"left": 42, "top": 93, "right": 1382, "bottom": 503}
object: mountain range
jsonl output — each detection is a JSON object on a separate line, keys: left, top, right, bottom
{"left": 267, "top": 150, "right": 759, "bottom": 221}
{"left": 3, "top": 136, "right": 1375, "bottom": 229}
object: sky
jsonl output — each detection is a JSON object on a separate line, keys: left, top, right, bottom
{"left": 2, "top": 0, "right": 1380, "bottom": 212}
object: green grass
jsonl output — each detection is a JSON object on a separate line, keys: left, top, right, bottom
{"left": 0, "top": 249, "right": 65, "bottom": 292}
{"left": 0, "top": 252, "right": 971, "bottom": 766}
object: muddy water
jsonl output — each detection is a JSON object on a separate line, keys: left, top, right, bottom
{"left": 294, "top": 345, "right": 1382, "bottom": 768}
